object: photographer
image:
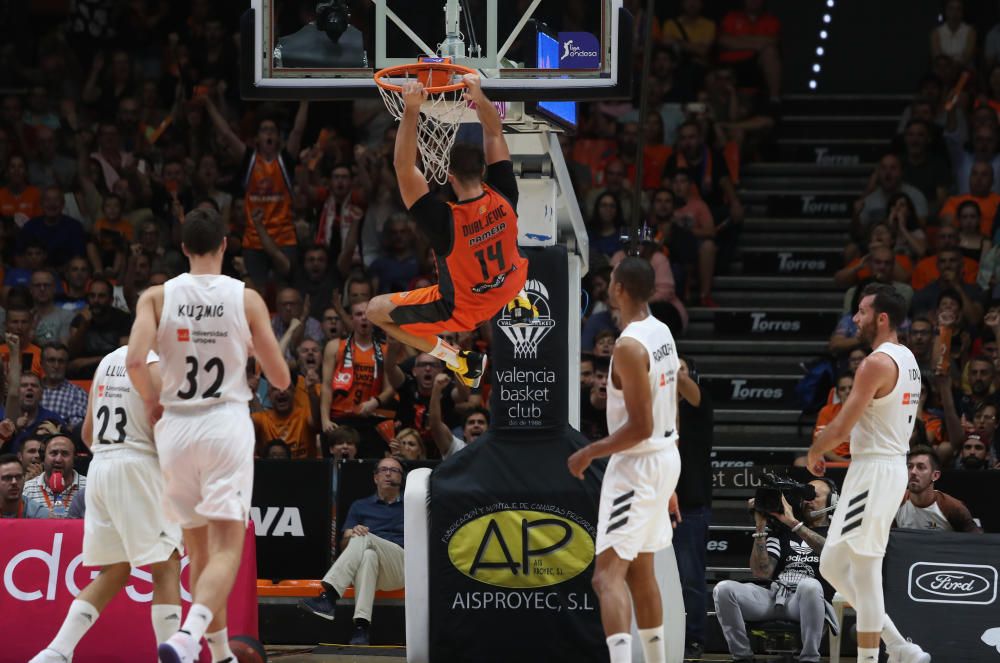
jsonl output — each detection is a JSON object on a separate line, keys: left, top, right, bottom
{"left": 274, "top": 0, "right": 368, "bottom": 68}
{"left": 713, "top": 478, "right": 838, "bottom": 663}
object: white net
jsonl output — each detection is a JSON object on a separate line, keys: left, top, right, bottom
{"left": 376, "top": 71, "right": 468, "bottom": 185}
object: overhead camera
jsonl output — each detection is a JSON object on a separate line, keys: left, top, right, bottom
{"left": 752, "top": 470, "right": 817, "bottom": 515}
{"left": 316, "top": 0, "right": 351, "bottom": 43}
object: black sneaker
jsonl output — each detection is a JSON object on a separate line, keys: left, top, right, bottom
{"left": 297, "top": 592, "right": 336, "bottom": 620}
{"left": 448, "top": 350, "right": 487, "bottom": 388}
{"left": 684, "top": 642, "right": 704, "bottom": 661}
{"left": 349, "top": 622, "right": 370, "bottom": 645}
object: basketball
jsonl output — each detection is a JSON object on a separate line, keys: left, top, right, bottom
{"left": 229, "top": 635, "right": 267, "bottom": 662}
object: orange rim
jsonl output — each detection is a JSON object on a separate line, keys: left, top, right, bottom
{"left": 374, "top": 62, "right": 477, "bottom": 94}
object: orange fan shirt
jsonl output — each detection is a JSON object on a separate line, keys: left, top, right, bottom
{"left": 241, "top": 147, "right": 297, "bottom": 250}
{"left": 0, "top": 186, "right": 42, "bottom": 219}
{"left": 330, "top": 339, "right": 387, "bottom": 418}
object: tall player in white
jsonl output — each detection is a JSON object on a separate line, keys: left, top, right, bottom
{"left": 808, "top": 283, "right": 931, "bottom": 663}
{"left": 127, "top": 208, "right": 290, "bottom": 663}
{"left": 29, "top": 346, "right": 183, "bottom": 663}
{"left": 568, "top": 257, "right": 682, "bottom": 663}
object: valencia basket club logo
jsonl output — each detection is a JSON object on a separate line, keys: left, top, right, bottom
{"left": 497, "top": 279, "right": 555, "bottom": 359}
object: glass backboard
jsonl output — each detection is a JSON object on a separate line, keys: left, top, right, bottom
{"left": 241, "top": 0, "right": 632, "bottom": 101}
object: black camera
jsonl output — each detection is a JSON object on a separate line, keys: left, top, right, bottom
{"left": 753, "top": 471, "right": 817, "bottom": 514}
{"left": 316, "top": 0, "right": 351, "bottom": 43}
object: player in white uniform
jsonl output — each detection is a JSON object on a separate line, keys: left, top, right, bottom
{"left": 127, "top": 208, "right": 290, "bottom": 663}
{"left": 568, "top": 257, "right": 682, "bottom": 663}
{"left": 807, "top": 283, "right": 931, "bottom": 663}
{"left": 29, "top": 346, "right": 183, "bottom": 663}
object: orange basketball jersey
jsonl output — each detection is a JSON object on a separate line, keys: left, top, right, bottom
{"left": 330, "top": 339, "right": 386, "bottom": 417}
{"left": 242, "top": 151, "right": 297, "bottom": 249}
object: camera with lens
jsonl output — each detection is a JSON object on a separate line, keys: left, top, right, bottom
{"left": 316, "top": 0, "right": 351, "bottom": 43}
{"left": 753, "top": 470, "right": 816, "bottom": 516}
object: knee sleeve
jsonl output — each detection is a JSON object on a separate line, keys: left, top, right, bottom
{"left": 849, "top": 555, "right": 886, "bottom": 634}
{"left": 819, "top": 544, "right": 854, "bottom": 603}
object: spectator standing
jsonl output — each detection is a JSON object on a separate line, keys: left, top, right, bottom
{"left": 0, "top": 154, "right": 42, "bottom": 225}
{"left": 912, "top": 225, "right": 977, "bottom": 291}
{"left": 316, "top": 163, "right": 368, "bottom": 268}
{"left": 66, "top": 278, "right": 132, "bottom": 378}
{"left": 587, "top": 192, "right": 627, "bottom": 260}
{"left": 28, "top": 127, "right": 77, "bottom": 191}
{"left": 897, "top": 119, "right": 953, "bottom": 211}
{"left": 1, "top": 311, "right": 44, "bottom": 378}
{"left": 945, "top": 122, "right": 1000, "bottom": 195}
{"left": 911, "top": 248, "right": 983, "bottom": 323}
{"left": 856, "top": 154, "right": 929, "bottom": 231}
{"left": 252, "top": 383, "right": 317, "bottom": 459}
{"left": 579, "top": 355, "right": 610, "bottom": 441}
{"left": 386, "top": 346, "right": 463, "bottom": 443}
{"left": 57, "top": 257, "right": 92, "bottom": 313}
{"left": 663, "top": 121, "right": 744, "bottom": 228}
{"left": 671, "top": 170, "right": 717, "bottom": 306}
{"left": 40, "top": 344, "right": 88, "bottom": 430}
{"left": 18, "top": 437, "right": 45, "bottom": 482}
{"left": 930, "top": 0, "right": 976, "bottom": 68}
{"left": 895, "top": 446, "right": 982, "bottom": 532}
{"left": 429, "top": 372, "right": 488, "bottom": 459}
{"left": 0, "top": 453, "right": 49, "bottom": 518}
{"left": 938, "top": 162, "right": 1000, "bottom": 234}
{"left": 272, "top": 287, "right": 324, "bottom": 356}
{"left": 292, "top": 246, "right": 340, "bottom": 321}
{"left": 717, "top": 0, "right": 782, "bottom": 103}
{"left": 30, "top": 271, "right": 75, "bottom": 346}
{"left": 585, "top": 159, "right": 634, "bottom": 227}
{"left": 661, "top": 0, "right": 716, "bottom": 82}
{"left": 298, "top": 456, "right": 406, "bottom": 646}
{"left": 369, "top": 214, "right": 420, "bottom": 295}
{"left": 389, "top": 427, "right": 426, "bottom": 461}
{"left": 673, "top": 357, "right": 714, "bottom": 662}
{"left": 955, "top": 434, "right": 997, "bottom": 470}
{"left": 22, "top": 434, "right": 85, "bottom": 518}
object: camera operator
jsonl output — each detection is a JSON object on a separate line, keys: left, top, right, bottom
{"left": 274, "top": 0, "right": 368, "bottom": 68}
{"left": 713, "top": 479, "right": 839, "bottom": 663}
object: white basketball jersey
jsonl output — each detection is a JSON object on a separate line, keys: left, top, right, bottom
{"left": 157, "top": 273, "right": 252, "bottom": 412}
{"left": 90, "top": 346, "right": 158, "bottom": 455}
{"left": 606, "top": 315, "right": 680, "bottom": 455}
{"left": 850, "top": 342, "right": 921, "bottom": 457}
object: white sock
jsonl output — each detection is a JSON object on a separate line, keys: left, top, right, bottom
{"left": 606, "top": 633, "right": 632, "bottom": 663}
{"left": 429, "top": 338, "right": 460, "bottom": 365}
{"left": 48, "top": 599, "right": 99, "bottom": 657}
{"left": 206, "top": 628, "right": 234, "bottom": 662}
{"left": 151, "top": 604, "right": 182, "bottom": 644}
{"left": 180, "top": 603, "right": 213, "bottom": 643}
{"left": 881, "top": 615, "right": 906, "bottom": 649}
{"left": 638, "top": 625, "right": 665, "bottom": 663}
{"left": 857, "top": 647, "right": 879, "bottom": 662}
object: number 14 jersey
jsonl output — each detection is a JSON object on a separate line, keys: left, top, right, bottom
{"left": 157, "top": 273, "right": 252, "bottom": 412}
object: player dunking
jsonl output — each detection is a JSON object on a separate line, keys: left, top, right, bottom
{"left": 568, "top": 257, "right": 682, "bottom": 663}
{"left": 127, "top": 209, "right": 290, "bottom": 663}
{"left": 807, "top": 283, "right": 930, "bottom": 663}
{"left": 29, "top": 346, "right": 183, "bottom": 663}
{"left": 366, "top": 74, "right": 535, "bottom": 388}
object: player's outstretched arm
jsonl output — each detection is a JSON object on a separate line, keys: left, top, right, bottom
{"left": 392, "top": 81, "right": 431, "bottom": 208}
{"left": 568, "top": 339, "right": 652, "bottom": 479}
{"left": 463, "top": 74, "right": 510, "bottom": 165}
{"left": 245, "top": 288, "right": 291, "bottom": 391}
{"left": 126, "top": 287, "right": 163, "bottom": 423}
{"left": 807, "top": 353, "right": 894, "bottom": 474}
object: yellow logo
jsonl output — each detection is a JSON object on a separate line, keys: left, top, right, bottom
{"left": 447, "top": 509, "right": 595, "bottom": 588}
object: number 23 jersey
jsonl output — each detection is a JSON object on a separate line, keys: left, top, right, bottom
{"left": 91, "top": 345, "right": 158, "bottom": 454}
{"left": 156, "top": 273, "right": 253, "bottom": 412}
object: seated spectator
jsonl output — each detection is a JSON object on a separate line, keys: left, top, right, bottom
{"left": 56, "top": 256, "right": 92, "bottom": 313}
{"left": 895, "top": 446, "right": 982, "bottom": 531}
{"left": 22, "top": 434, "right": 85, "bottom": 518}
{"left": 584, "top": 159, "right": 634, "bottom": 231}
{"left": 292, "top": 245, "right": 340, "bottom": 321}
{"left": 885, "top": 193, "right": 928, "bottom": 261}
{"left": 429, "top": 372, "right": 488, "bottom": 459}
{"left": 855, "top": 154, "right": 929, "bottom": 234}
{"left": 40, "top": 344, "right": 87, "bottom": 430}
{"left": 912, "top": 225, "right": 977, "bottom": 290}
{"left": 30, "top": 270, "right": 74, "bottom": 346}
{"left": 714, "top": 484, "right": 835, "bottom": 663}
{"left": 671, "top": 170, "right": 717, "bottom": 306}
{"left": 938, "top": 162, "right": 1000, "bottom": 235}
{"left": 912, "top": 249, "right": 983, "bottom": 324}
{"left": 837, "top": 222, "right": 914, "bottom": 287}
{"left": 0, "top": 453, "right": 49, "bottom": 518}
{"left": 662, "top": 121, "right": 744, "bottom": 229}
{"left": 0, "top": 154, "right": 42, "bottom": 225}
{"left": 907, "top": 317, "right": 935, "bottom": 373}
{"left": 263, "top": 439, "right": 293, "bottom": 460}
{"left": 649, "top": 187, "right": 697, "bottom": 300}
{"left": 1, "top": 304, "right": 45, "bottom": 376}
{"left": 580, "top": 354, "right": 596, "bottom": 390}
{"left": 580, "top": 356, "right": 609, "bottom": 441}
{"left": 593, "top": 329, "right": 617, "bottom": 358}
{"left": 327, "top": 426, "right": 360, "bottom": 462}
{"left": 28, "top": 126, "right": 77, "bottom": 191}
{"left": 716, "top": 0, "right": 782, "bottom": 103}
{"left": 586, "top": 192, "right": 626, "bottom": 260}
{"left": 0, "top": 373, "right": 65, "bottom": 454}
{"left": 19, "top": 187, "right": 87, "bottom": 268}
{"left": 954, "top": 201, "right": 991, "bottom": 261}
{"left": 369, "top": 213, "right": 420, "bottom": 295}
{"left": 17, "top": 436, "right": 45, "bottom": 482}
{"left": 66, "top": 278, "right": 132, "bottom": 378}
{"left": 702, "top": 65, "right": 776, "bottom": 157}
{"left": 814, "top": 375, "right": 853, "bottom": 463}
{"left": 945, "top": 120, "right": 1000, "bottom": 195}
{"left": 661, "top": 0, "right": 716, "bottom": 82}
{"left": 389, "top": 427, "right": 426, "bottom": 462}
{"left": 298, "top": 456, "right": 405, "bottom": 646}
{"left": 4, "top": 240, "right": 49, "bottom": 293}
{"left": 87, "top": 193, "right": 131, "bottom": 280}
{"left": 930, "top": 0, "right": 976, "bottom": 68}
{"left": 896, "top": 119, "right": 953, "bottom": 211}
{"left": 252, "top": 383, "right": 317, "bottom": 459}
{"left": 840, "top": 245, "right": 915, "bottom": 314}
{"left": 955, "top": 433, "right": 997, "bottom": 470}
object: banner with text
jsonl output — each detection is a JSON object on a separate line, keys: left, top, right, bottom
{"left": 885, "top": 529, "right": 1000, "bottom": 662}
{"left": 428, "top": 430, "right": 608, "bottom": 662}
{"left": 489, "top": 246, "right": 568, "bottom": 431}
{"left": 0, "top": 519, "right": 258, "bottom": 663}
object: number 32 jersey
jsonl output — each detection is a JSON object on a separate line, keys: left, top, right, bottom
{"left": 91, "top": 346, "right": 158, "bottom": 454}
{"left": 157, "top": 273, "right": 253, "bottom": 412}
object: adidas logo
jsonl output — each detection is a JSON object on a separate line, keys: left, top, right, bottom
{"left": 165, "top": 614, "right": 180, "bottom": 621}
{"left": 650, "top": 636, "right": 661, "bottom": 642}
{"left": 82, "top": 613, "right": 93, "bottom": 623}
{"left": 614, "top": 638, "right": 628, "bottom": 646}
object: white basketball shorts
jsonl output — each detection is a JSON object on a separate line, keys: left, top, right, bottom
{"left": 155, "top": 402, "right": 255, "bottom": 529}
{"left": 595, "top": 442, "right": 681, "bottom": 561}
{"left": 825, "top": 455, "right": 907, "bottom": 557}
{"left": 83, "top": 449, "right": 183, "bottom": 567}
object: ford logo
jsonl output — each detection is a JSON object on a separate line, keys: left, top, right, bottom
{"left": 915, "top": 571, "right": 991, "bottom": 597}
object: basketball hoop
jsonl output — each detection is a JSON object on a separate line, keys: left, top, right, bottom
{"left": 374, "top": 61, "right": 477, "bottom": 185}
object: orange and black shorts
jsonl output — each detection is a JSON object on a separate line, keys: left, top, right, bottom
{"left": 389, "top": 286, "right": 483, "bottom": 336}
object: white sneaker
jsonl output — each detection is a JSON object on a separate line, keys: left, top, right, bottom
{"left": 158, "top": 631, "right": 200, "bottom": 663}
{"left": 28, "top": 649, "right": 71, "bottom": 663}
{"left": 888, "top": 641, "right": 931, "bottom": 663}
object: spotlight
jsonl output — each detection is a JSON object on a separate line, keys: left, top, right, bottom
{"left": 823, "top": 14, "right": 831, "bottom": 23}
{"left": 827, "top": 0, "right": 834, "bottom": 6}
{"left": 820, "top": 30, "right": 828, "bottom": 39}
{"left": 816, "top": 46, "right": 825, "bottom": 56}
{"left": 809, "top": 80, "right": 817, "bottom": 90}
{"left": 813, "top": 64, "right": 821, "bottom": 73}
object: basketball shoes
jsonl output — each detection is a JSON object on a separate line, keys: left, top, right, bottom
{"left": 448, "top": 350, "right": 487, "bottom": 388}
{"left": 505, "top": 290, "right": 538, "bottom": 326}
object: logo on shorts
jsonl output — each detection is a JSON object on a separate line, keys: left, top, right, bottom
{"left": 908, "top": 562, "right": 997, "bottom": 605}
{"left": 177, "top": 329, "right": 190, "bottom": 342}
{"left": 496, "top": 279, "right": 555, "bottom": 359}
{"left": 446, "top": 508, "right": 594, "bottom": 589}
